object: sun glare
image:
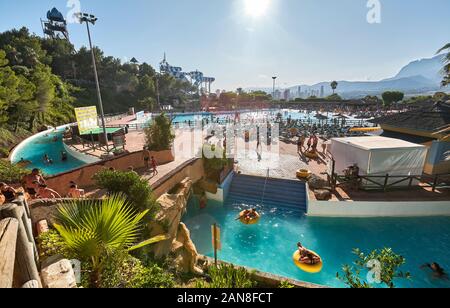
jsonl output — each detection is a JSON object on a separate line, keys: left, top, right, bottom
{"left": 244, "top": 0, "right": 271, "bottom": 18}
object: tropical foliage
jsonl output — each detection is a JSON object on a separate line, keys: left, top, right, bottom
{"left": 437, "top": 43, "right": 450, "bottom": 87}
{"left": 195, "top": 264, "right": 256, "bottom": 288}
{"left": 326, "top": 93, "right": 343, "bottom": 101}
{"left": 330, "top": 81, "right": 338, "bottom": 94}
{"left": 336, "top": 248, "right": 411, "bottom": 288}
{"left": 0, "top": 159, "right": 29, "bottom": 183}
{"left": 98, "top": 251, "right": 175, "bottom": 288}
{"left": 144, "top": 113, "right": 175, "bottom": 151}
{"left": 93, "top": 169, "right": 158, "bottom": 214}
{"left": 382, "top": 91, "right": 404, "bottom": 107}
{"left": 38, "top": 229, "right": 173, "bottom": 288}
{"left": 53, "top": 194, "right": 166, "bottom": 288}
{"left": 0, "top": 27, "right": 195, "bottom": 150}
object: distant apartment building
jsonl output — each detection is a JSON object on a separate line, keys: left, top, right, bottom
{"left": 283, "top": 89, "right": 291, "bottom": 101}
{"left": 320, "top": 86, "right": 324, "bottom": 98}
{"left": 274, "top": 89, "right": 282, "bottom": 100}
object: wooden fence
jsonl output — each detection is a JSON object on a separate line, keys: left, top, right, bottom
{"left": 0, "top": 195, "right": 41, "bottom": 288}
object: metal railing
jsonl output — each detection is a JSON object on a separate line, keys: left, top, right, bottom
{"left": 328, "top": 160, "right": 450, "bottom": 192}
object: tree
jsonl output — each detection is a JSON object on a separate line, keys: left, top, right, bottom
{"left": 337, "top": 248, "right": 411, "bottom": 288}
{"left": 437, "top": 43, "right": 450, "bottom": 87}
{"left": 330, "top": 81, "right": 338, "bottom": 94}
{"left": 382, "top": 91, "right": 404, "bottom": 107}
{"left": 54, "top": 194, "right": 167, "bottom": 288}
{"left": 144, "top": 113, "right": 175, "bottom": 151}
{"left": 326, "top": 93, "right": 342, "bottom": 101}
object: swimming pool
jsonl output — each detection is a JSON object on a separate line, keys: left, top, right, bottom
{"left": 170, "top": 109, "right": 369, "bottom": 125}
{"left": 183, "top": 197, "right": 450, "bottom": 288}
{"left": 10, "top": 128, "right": 99, "bottom": 177}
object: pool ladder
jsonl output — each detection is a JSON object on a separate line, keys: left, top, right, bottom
{"left": 260, "top": 168, "right": 269, "bottom": 206}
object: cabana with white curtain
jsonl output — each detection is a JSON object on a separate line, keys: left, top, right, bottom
{"left": 329, "top": 136, "right": 428, "bottom": 187}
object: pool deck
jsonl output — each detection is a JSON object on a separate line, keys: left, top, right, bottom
{"left": 69, "top": 126, "right": 449, "bottom": 204}
{"left": 311, "top": 185, "right": 450, "bottom": 202}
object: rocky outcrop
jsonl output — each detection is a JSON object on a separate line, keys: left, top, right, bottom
{"left": 40, "top": 255, "right": 77, "bottom": 288}
{"left": 148, "top": 178, "right": 193, "bottom": 259}
{"left": 171, "top": 223, "right": 203, "bottom": 275}
{"left": 29, "top": 199, "right": 63, "bottom": 227}
{"left": 308, "top": 175, "right": 330, "bottom": 190}
{"left": 314, "top": 189, "right": 332, "bottom": 201}
{"left": 197, "top": 178, "right": 218, "bottom": 194}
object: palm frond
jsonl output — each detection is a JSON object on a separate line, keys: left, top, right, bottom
{"left": 437, "top": 43, "right": 450, "bottom": 54}
{"left": 54, "top": 193, "right": 149, "bottom": 259}
{"left": 128, "top": 234, "right": 169, "bottom": 252}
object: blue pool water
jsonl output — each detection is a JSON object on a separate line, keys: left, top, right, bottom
{"left": 11, "top": 129, "right": 97, "bottom": 176}
{"left": 171, "top": 109, "right": 366, "bottom": 125}
{"left": 183, "top": 197, "right": 450, "bottom": 288}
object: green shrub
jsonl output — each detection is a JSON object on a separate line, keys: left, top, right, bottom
{"left": 336, "top": 248, "right": 411, "bottom": 288}
{"left": 100, "top": 251, "right": 174, "bottom": 288}
{"left": 279, "top": 280, "right": 295, "bottom": 288}
{"left": 202, "top": 144, "right": 229, "bottom": 181}
{"left": 0, "top": 147, "right": 9, "bottom": 158}
{"left": 37, "top": 230, "right": 73, "bottom": 260}
{"left": 0, "top": 159, "right": 30, "bottom": 183}
{"left": 144, "top": 113, "right": 175, "bottom": 151}
{"left": 93, "top": 169, "right": 158, "bottom": 214}
{"left": 199, "top": 264, "right": 256, "bottom": 288}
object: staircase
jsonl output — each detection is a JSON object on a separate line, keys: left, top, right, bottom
{"left": 228, "top": 173, "right": 307, "bottom": 214}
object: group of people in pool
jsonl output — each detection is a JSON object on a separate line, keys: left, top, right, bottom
{"left": 42, "top": 150, "right": 68, "bottom": 165}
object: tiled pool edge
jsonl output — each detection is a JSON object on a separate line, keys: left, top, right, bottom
{"left": 201, "top": 256, "right": 328, "bottom": 288}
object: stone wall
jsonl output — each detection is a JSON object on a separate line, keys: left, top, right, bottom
{"left": 148, "top": 177, "right": 203, "bottom": 274}
{"left": 151, "top": 158, "right": 205, "bottom": 199}
{"left": 45, "top": 149, "right": 174, "bottom": 196}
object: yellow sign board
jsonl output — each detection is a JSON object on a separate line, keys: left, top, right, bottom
{"left": 75, "top": 106, "right": 99, "bottom": 134}
{"left": 211, "top": 224, "right": 222, "bottom": 251}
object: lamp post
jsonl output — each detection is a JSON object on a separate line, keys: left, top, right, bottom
{"left": 75, "top": 12, "right": 109, "bottom": 152}
{"left": 272, "top": 76, "right": 277, "bottom": 101}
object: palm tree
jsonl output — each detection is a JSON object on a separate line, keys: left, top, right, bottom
{"left": 54, "top": 194, "right": 167, "bottom": 287}
{"left": 331, "top": 81, "right": 338, "bottom": 94}
{"left": 437, "top": 43, "right": 450, "bottom": 87}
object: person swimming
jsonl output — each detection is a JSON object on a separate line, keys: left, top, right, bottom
{"left": 421, "top": 263, "right": 448, "bottom": 280}
{"left": 61, "top": 151, "right": 68, "bottom": 161}
{"left": 237, "top": 208, "right": 260, "bottom": 223}
{"left": 43, "top": 154, "right": 53, "bottom": 165}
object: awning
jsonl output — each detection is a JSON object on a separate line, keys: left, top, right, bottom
{"left": 80, "top": 127, "right": 123, "bottom": 136}
{"left": 349, "top": 127, "right": 382, "bottom": 133}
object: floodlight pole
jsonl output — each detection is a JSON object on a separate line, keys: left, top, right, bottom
{"left": 78, "top": 13, "right": 109, "bottom": 152}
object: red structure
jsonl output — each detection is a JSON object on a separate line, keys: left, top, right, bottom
{"left": 200, "top": 93, "right": 270, "bottom": 112}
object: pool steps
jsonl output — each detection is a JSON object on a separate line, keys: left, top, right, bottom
{"left": 228, "top": 174, "right": 307, "bottom": 214}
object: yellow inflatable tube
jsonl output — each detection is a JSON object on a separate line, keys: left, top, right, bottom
{"left": 239, "top": 210, "right": 260, "bottom": 225}
{"left": 293, "top": 250, "right": 323, "bottom": 274}
{"left": 305, "top": 151, "right": 319, "bottom": 159}
{"left": 296, "top": 169, "right": 311, "bottom": 179}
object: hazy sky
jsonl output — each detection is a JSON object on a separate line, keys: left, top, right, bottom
{"left": 1, "top": 0, "right": 449, "bottom": 90}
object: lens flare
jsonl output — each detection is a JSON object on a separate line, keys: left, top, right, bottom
{"left": 244, "top": 0, "right": 271, "bottom": 18}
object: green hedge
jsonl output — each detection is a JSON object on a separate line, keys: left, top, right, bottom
{"left": 93, "top": 169, "right": 159, "bottom": 215}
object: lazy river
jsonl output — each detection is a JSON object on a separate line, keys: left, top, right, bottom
{"left": 10, "top": 128, "right": 99, "bottom": 177}
{"left": 183, "top": 196, "right": 450, "bottom": 288}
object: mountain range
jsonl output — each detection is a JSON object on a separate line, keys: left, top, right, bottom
{"left": 246, "top": 54, "right": 449, "bottom": 99}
